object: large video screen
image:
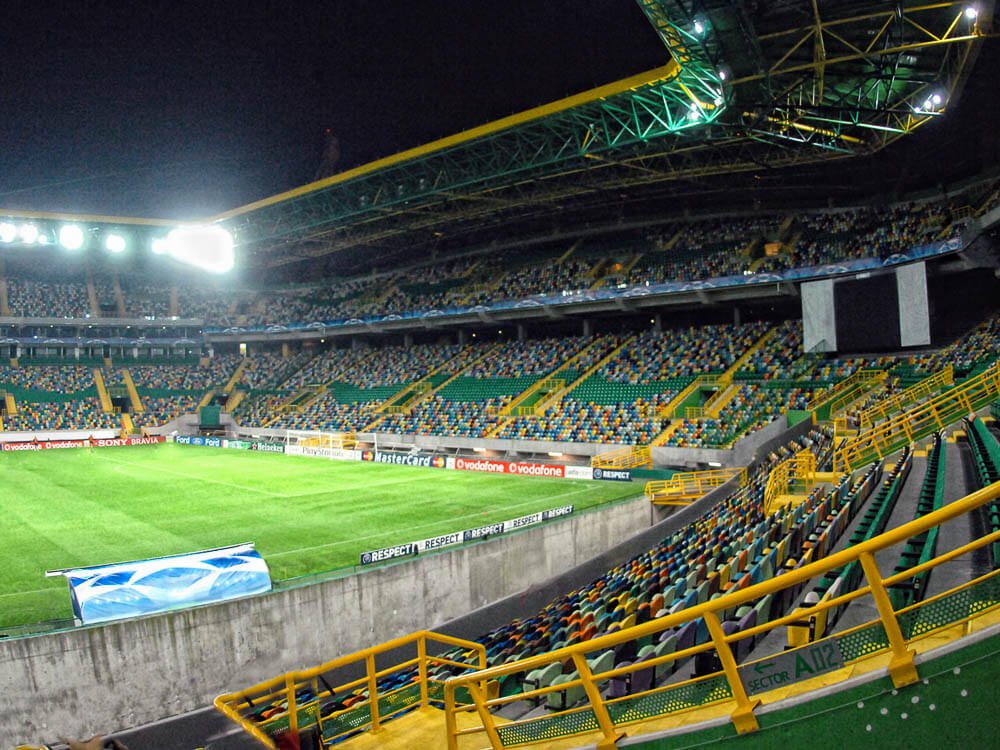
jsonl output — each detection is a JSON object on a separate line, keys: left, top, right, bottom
{"left": 833, "top": 273, "right": 901, "bottom": 352}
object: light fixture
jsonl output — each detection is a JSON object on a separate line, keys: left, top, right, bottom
{"left": 693, "top": 19, "right": 705, "bottom": 35}
{"left": 965, "top": 6, "right": 978, "bottom": 20}
{"left": 105, "top": 233, "right": 127, "bottom": 253}
{"left": 19, "top": 224, "right": 38, "bottom": 244}
{"left": 0, "top": 223, "right": 16, "bottom": 243}
{"left": 161, "top": 225, "right": 234, "bottom": 273}
{"left": 58, "top": 225, "right": 85, "bottom": 250}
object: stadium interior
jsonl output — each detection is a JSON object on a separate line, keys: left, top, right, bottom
{"left": 5, "top": 1, "right": 1000, "bottom": 749}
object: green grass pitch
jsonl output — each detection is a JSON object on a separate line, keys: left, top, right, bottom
{"left": 0, "top": 443, "right": 641, "bottom": 629}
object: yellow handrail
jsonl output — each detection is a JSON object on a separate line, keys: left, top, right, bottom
{"left": 215, "top": 630, "right": 487, "bottom": 748}
{"left": 836, "top": 359, "right": 1000, "bottom": 471}
{"left": 591, "top": 444, "right": 652, "bottom": 469}
{"left": 645, "top": 467, "right": 747, "bottom": 505}
{"left": 806, "top": 368, "right": 887, "bottom": 413}
{"left": 860, "top": 365, "right": 954, "bottom": 428}
{"left": 657, "top": 374, "right": 723, "bottom": 419}
{"left": 443, "top": 479, "right": 1000, "bottom": 749}
{"left": 762, "top": 448, "right": 818, "bottom": 514}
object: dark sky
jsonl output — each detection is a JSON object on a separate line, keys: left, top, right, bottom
{"left": 0, "top": 1, "right": 667, "bottom": 220}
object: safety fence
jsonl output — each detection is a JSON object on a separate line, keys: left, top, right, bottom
{"left": 835, "top": 360, "right": 1000, "bottom": 471}
{"left": 215, "top": 631, "right": 487, "bottom": 749}
{"left": 592, "top": 444, "right": 652, "bottom": 470}
{"left": 645, "top": 467, "right": 747, "bottom": 506}
{"left": 441, "top": 480, "right": 1000, "bottom": 749}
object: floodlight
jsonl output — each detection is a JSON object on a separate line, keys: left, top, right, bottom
{"left": 163, "top": 225, "right": 234, "bottom": 273}
{"left": 59, "top": 225, "right": 85, "bottom": 250}
{"left": 19, "top": 224, "right": 38, "bottom": 244}
{"left": 38, "top": 234, "right": 50, "bottom": 245}
{"left": 931, "top": 93, "right": 942, "bottom": 106}
{"left": 693, "top": 19, "right": 705, "bottom": 35}
{"left": 0, "top": 223, "right": 16, "bottom": 243}
{"left": 151, "top": 237, "right": 169, "bottom": 255}
{"left": 965, "top": 6, "right": 978, "bottom": 20}
{"left": 105, "top": 233, "right": 127, "bottom": 253}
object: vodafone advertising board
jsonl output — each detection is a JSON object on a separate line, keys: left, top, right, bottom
{"left": 1, "top": 435, "right": 166, "bottom": 452}
{"left": 448, "top": 457, "right": 566, "bottom": 478}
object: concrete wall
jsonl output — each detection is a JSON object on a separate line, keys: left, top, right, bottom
{"left": 0, "top": 495, "right": 655, "bottom": 744}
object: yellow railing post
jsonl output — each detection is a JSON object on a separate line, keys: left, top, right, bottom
{"left": 285, "top": 673, "right": 299, "bottom": 736}
{"left": 366, "top": 652, "right": 382, "bottom": 733}
{"left": 467, "top": 681, "right": 504, "bottom": 749}
{"left": 570, "top": 652, "right": 622, "bottom": 750}
{"left": 418, "top": 635, "right": 430, "bottom": 709}
{"left": 704, "top": 610, "right": 760, "bottom": 734}
{"left": 858, "top": 551, "right": 918, "bottom": 688}
{"left": 444, "top": 683, "right": 460, "bottom": 750}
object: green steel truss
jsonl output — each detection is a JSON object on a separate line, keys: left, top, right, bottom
{"left": 220, "top": 62, "right": 730, "bottom": 256}
{"left": 736, "top": 2, "right": 988, "bottom": 153}
{"left": 221, "top": 1, "right": 990, "bottom": 268}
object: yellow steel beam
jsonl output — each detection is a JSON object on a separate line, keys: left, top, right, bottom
{"left": 210, "top": 62, "right": 680, "bottom": 223}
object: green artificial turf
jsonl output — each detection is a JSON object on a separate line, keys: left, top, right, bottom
{"left": 0, "top": 443, "right": 640, "bottom": 629}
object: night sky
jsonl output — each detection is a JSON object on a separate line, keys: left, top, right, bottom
{"left": 0, "top": 1, "right": 666, "bottom": 220}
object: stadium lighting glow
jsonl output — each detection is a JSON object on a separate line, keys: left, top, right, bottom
{"left": 0, "top": 223, "right": 16, "bottom": 243}
{"left": 38, "top": 234, "right": 50, "bottom": 245}
{"left": 19, "top": 224, "right": 38, "bottom": 244}
{"left": 58, "top": 225, "right": 85, "bottom": 250}
{"left": 693, "top": 19, "right": 705, "bottom": 35}
{"left": 151, "top": 237, "right": 169, "bottom": 255}
{"left": 965, "top": 6, "right": 978, "bottom": 20}
{"left": 105, "top": 233, "right": 127, "bottom": 253}
{"left": 161, "top": 225, "right": 235, "bottom": 273}
{"left": 932, "top": 93, "right": 943, "bottom": 106}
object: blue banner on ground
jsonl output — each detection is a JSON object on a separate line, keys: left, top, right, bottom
{"left": 50, "top": 543, "right": 272, "bottom": 625}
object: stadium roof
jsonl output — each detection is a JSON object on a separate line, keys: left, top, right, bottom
{"left": 0, "top": 1, "right": 993, "bottom": 281}
{"left": 212, "top": 0, "right": 993, "bottom": 276}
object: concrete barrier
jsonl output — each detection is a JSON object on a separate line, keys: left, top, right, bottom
{"left": 0, "top": 494, "right": 653, "bottom": 744}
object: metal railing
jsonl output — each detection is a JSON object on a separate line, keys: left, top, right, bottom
{"left": 836, "top": 360, "right": 1000, "bottom": 471}
{"left": 442, "top": 480, "right": 1000, "bottom": 750}
{"left": 645, "top": 467, "right": 747, "bottom": 506}
{"left": 215, "top": 631, "right": 487, "bottom": 749}
{"left": 807, "top": 368, "right": 887, "bottom": 416}
{"left": 762, "top": 448, "right": 817, "bottom": 514}
{"left": 860, "top": 365, "right": 954, "bottom": 429}
{"left": 591, "top": 445, "right": 652, "bottom": 470}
